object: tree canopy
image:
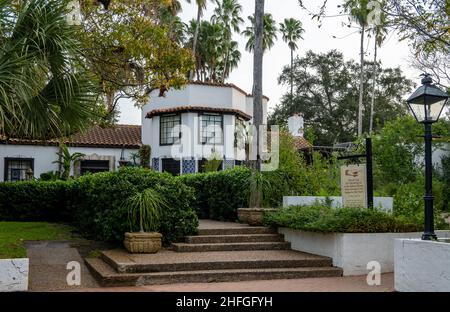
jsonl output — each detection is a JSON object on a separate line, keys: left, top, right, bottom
{"left": 269, "top": 50, "right": 414, "bottom": 146}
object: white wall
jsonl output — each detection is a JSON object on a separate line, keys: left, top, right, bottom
{"left": 395, "top": 239, "right": 450, "bottom": 292}
{"left": 280, "top": 228, "right": 450, "bottom": 276}
{"left": 0, "top": 144, "right": 138, "bottom": 181}
{"left": 142, "top": 83, "right": 268, "bottom": 163}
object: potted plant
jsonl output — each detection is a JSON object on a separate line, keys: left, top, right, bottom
{"left": 123, "top": 188, "right": 167, "bottom": 253}
{"left": 238, "top": 170, "right": 277, "bottom": 226}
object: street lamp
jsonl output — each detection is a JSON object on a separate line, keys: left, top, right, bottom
{"left": 406, "top": 74, "right": 449, "bottom": 240}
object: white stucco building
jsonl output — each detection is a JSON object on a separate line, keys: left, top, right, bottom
{"left": 0, "top": 82, "right": 274, "bottom": 180}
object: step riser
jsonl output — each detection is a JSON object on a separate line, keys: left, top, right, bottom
{"left": 102, "top": 254, "right": 332, "bottom": 273}
{"left": 198, "top": 228, "right": 277, "bottom": 236}
{"left": 172, "top": 242, "right": 291, "bottom": 252}
{"left": 91, "top": 268, "right": 343, "bottom": 287}
{"left": 186, "top": 235, "right": 284, "bottom": 244}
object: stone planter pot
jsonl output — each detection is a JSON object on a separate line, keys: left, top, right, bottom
{"left": 238, "top": 208, "right": 278, "bottom": 226}
{"left": 124, "top": 232, "right": 162, "bottom": 254}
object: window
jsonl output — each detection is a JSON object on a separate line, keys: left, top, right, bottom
{"left": 200, "top": 113, "right": 223, "bottom": 145}
{"left": 160, "top": 114, "right": 181, "bottom": 146}
{"left": 80, "top": 160, "right": 109, "bottom": 175}
{"left": 4, "top": 158, "right": 34, "bottom": 182}
{"left": 161, "top": 158, "right": 180, "bottom": 176}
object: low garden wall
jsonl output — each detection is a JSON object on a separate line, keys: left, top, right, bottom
{"left": 0, "top": 258, "right": 28, "bottom": 292}
{"left": 283, "top": 196, "right": 394, "bottom": 212}
{"left": 279, "top": 228, "right": 450, "bottom": 276}
{"left": 395, "top": 239, "right": 450, "bottom": 292}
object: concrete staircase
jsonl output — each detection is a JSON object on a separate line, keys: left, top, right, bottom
{"left": 86, "top": 224, "right": 342, "bottom": 287}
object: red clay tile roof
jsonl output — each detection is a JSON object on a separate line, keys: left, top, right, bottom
{"left": 293, "top": 136, "right": 312, "bottom": 150}
{"left": 0, "top": 125, "right": 142, "bottom": 149}
{"left": 190, "top": 81, "right": 270, "bottom": 101}
{"left": 146, "top": 106, "right": 252, "bottom": 121}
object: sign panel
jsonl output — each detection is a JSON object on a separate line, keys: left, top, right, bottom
{"left": 341, "top": 164, "right": 367, "bottom": 208}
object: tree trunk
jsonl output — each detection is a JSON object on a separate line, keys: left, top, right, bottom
{"left": 190, "top": 6, "right": 202, "bottom": 81}
{"left": 369, "top": 38, "right": 377, "bottom": 134}
{"left": 357, "top": 24, "right": 365, "bottom": 137}
{"left": 252, "top": 0, "right": 264, "bottom": 171}
{"left": 290, "top": 47, "right": 294, "bottom": 106}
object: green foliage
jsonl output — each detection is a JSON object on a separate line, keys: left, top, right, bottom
{"left": 0, "top": 168, "right": 198, "bottom": 245}
{"left": 123, "top": 188, "right": 166, "bottom": 233}
{"left": 138, "top": 145, "right": 151, "bottom": 168}
{"left": 0, "top": 0, "right": 99, "bottom": 139}
{"left": 263, "top": 205, "right": 434, "bottom": 233}
{"left": 242, "top": 13, "right": 278, "bottom": 53}
{"left": 440, "top": 155, "right": 450, "bottom": 211}
{"left": 270, "top": 50, "right": 413, "bottom": 145}
{"left": 178, "top": 167, "right": 251, "bottom": 220}
{"left": 247, "top": 170, "right": 272, "bottom": 208}
{"left": 53, "top": 144, "right": 85, "bottom": 180}
{"left": 39, "top": 171, "right": 61, "bottom": 181}
{"left": 69, "top": 167, "right": 198, "bottom": 245}
{"left": 0, "top": 180, "right": 73, "bottom": 222}
{"left": 202, "top": 153, "right": 223, "bottom": 172}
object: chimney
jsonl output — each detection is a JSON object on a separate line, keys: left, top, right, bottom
{"left": 288, "top": 113, "right": 304, "bottom": 137}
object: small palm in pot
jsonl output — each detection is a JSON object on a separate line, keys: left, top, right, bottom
{"left": 123, "top": 188, "right": 167, "bottom": 254}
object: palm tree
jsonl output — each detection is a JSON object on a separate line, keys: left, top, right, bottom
{"left": 53, "top": 144, "right": 85, "bottom": 180}
{"left": 368, "top": 19, "right": 387, "bottom": 134}
{"left": 343, "top": 0, "right": 369, "bottom": 137}
{"left": 188, "top": 0, "right": 213, "bottom": 80}
{"left": 211, "top": 0, "right": 244, "bottom": 83}
{"left": 251, "top": 0, "right": 265, "bottom": 171}
{"left": 280, "top": 18, "right": 304, "bottom": 106}
{"left": 0, "top": 0, "right": 97, "bottom": 140}
{"left": 242, "top": 13, "right": 278, "bottom": 53}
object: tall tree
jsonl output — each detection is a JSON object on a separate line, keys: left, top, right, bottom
{"left": 343, "top": 0, "right": 370, "bottom": 137}
{"left": 252, "top": 0, "right": 265, "bottom": 171}
{"left": 188, "top": 0, "right": 213, "bottom": 80}
{"left": 211, "top": 0, "right": 244, "bottom": 83}
{"left": 369, "top": 22, "right": 387, "bottom": 134}
{"left": 270, "top": 50, "right": 414, "bottom": 146}
{"left": 242, "top": 13, "right": 278, "bottom": 52}
{"left": 79, "top": 0, "right": 194, "bottom": 122}
{"left": 0, "top": 0, "right": 99, "bottom": 139}
{"left": 279, "top": 18, "right": 304, "bottom": 107}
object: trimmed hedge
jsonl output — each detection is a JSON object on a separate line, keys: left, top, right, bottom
{"left": 263, "top": 205, "right": 433, "bottom": 233}
{"left": 0, "top": 180, "right": 73, "bottom": 222}
{"left": 69, "top": 168, "right": 198, "bottom": 244}
{"left": 0, "top": 168, "right": 198, "bottom": 245}
{"left": 178, "top": 167, "right": 251, "bottom": 221}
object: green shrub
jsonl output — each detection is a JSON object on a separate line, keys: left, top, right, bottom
{"left": 0, "top": 180, "right": 72, "bottom": 221}
{"left": 178, "top": 166, "right": 251, "bottom": 221}
{"left": 262, "top": 205, "right": 444, "bottom": 233}
{"left": 69, "top": 167, "right": 198, "bottom": 245}
{"left": 440, "top": 154, "right": 450, "bottom": 211}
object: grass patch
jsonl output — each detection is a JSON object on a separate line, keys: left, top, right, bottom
{"left": 0, "top": 222, "right": 74, "bottom": 259}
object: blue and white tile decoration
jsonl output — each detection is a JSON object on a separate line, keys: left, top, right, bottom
{"left": 152, "top": 158, "right": 160, "bottom": 171}
{"left": 224, "top": 159, "right": 235, "bottom": 170}
{"left": 182, "top": 159, "right": 196, "bottom": 174}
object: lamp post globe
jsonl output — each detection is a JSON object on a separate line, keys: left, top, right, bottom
{"left": 406, "top": 74, "right": 449, "bottom": 240}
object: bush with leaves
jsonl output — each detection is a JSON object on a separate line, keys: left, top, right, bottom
{"left": 0, "top": 180, "right": 73, "bottom": 222}
{"left": 69, "top": 167, "right": 198, "bottom": 245}
{"left": 263, "top": 205, "right": 450, "bottom": 233}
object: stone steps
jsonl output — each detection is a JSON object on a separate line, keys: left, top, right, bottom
{"left": 185, "top": 233, "right": 284, "bottom": 244}
{"left": 197, "top": 227, "right": 277, "bottom": 236}
{"left": 85, "top": 221, "right": 343, "bottom": 287}
{"left": 172, "top": 241, "right": 291, "bottom": 252}
{"left": 100, "top": 249, "right": 332, "bottom": 273}
{"left": 85, "top": 258, "right": 343, "bottom": 287}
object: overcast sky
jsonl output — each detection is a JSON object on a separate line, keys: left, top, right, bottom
{"left": 118, "top": 0, "right": 422, "bottom": 125}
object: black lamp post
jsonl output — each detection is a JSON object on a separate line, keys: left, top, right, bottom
{"left": 406, "top": 74, "right": 449, "bottom": 240}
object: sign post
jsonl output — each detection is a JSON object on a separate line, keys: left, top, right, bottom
{"left": 341, "top": 164, "right": 368, "bottom": 208}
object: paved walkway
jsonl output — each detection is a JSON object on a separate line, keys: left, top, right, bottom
{"left": 26, "top": 240, "right": 99, "bottom": 291}
{"left": 65, "top": 273, "right": 394, "bottom": 292}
